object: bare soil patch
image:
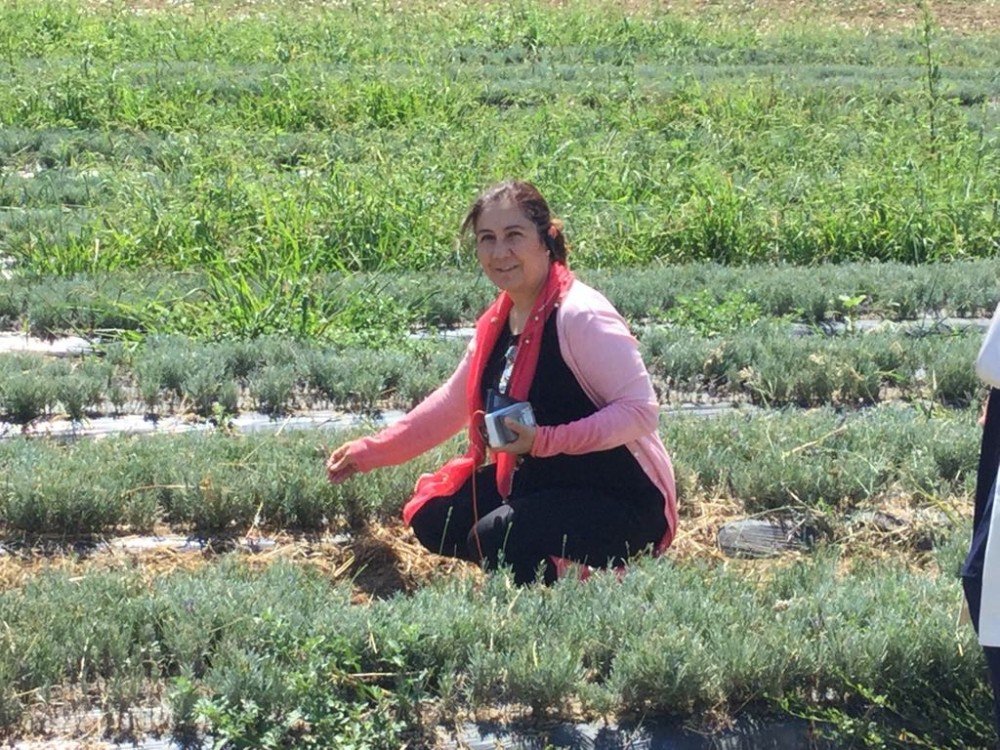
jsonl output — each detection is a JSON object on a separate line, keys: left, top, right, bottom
{"left": 81, "top": 0, "right": 1000, "bottom": 34}
{"left": 680, "top": 0, "right": 1000, "bottom": 34}
{"left": 602, "top": 0, "right": 1000, "bottom": 34}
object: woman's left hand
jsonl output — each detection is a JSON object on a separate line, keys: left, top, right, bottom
{"left": 496, "top": 417, "right": 536, "bottom": 455}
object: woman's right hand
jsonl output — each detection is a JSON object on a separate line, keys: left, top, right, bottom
{"left": 327, "top": 442, "right": 361, "bottom": 484}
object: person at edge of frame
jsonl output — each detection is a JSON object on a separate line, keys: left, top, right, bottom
{"left": 325, "top": 180, "right": 677, "bottom": 585}
{"left": 962, "top": 391, "right": 1000, "bottom": 742}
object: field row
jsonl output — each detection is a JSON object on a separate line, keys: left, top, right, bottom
{"left": 4, "top": 0, "right": 998, "bottom": 67}
{"left": 0, "top": 323, "right": 987, "bottom": 430}
{"left": 1, "top": 59, "right": 995, "bottom": 135}
{"left": 643, "top": 322, "right": 984, "bottom": 407}
{"left": 3, "top": 91, "right": 996, "bottom": 273}
{"left": 2, "top": 260, "right": 998, "bottom": 340}
{"left": 0, "top": 543, "right": 989, "bottom": 748}
{"left": 0, "top": 405, "right": 978, "bottom": 534}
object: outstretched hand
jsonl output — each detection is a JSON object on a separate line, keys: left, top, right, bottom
{"left": 326, "top": 442, "right": 361, "bottom": 484}
{"left": 494, "top": 417, "right": 536, "bottom": 455}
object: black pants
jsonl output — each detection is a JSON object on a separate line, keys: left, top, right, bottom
{"left": 964, "top": 388, "right": 1000, "bottom": 742}
{"left": 409, "top": 464, "right": 667, "bottom": 585}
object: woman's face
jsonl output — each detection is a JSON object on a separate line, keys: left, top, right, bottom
{"left": 474, "top": 199, "right": 551, "bottom": 303}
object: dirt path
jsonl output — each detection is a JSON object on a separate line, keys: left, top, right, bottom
{"left": 82, "top": 0, "right": 1000, "bottom": 35}
{"left": 682, "top": 0, "right": 1000, "bottom": 34}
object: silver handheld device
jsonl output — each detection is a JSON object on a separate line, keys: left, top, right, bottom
{"left": 484, "top": 401, "right": 536, "bottom": 448}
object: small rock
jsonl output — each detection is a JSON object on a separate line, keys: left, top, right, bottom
{"left": 0, "top": 333, "right": 96, "bottom": 357}
{"left": 717, "top": 517, "right": 816, "bottom": 559}
{"left": 49, "top": 336, "right": 96, "bottom": 357}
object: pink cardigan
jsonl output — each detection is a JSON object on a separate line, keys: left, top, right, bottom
{"left": 348, "top": 279, "right": 678, "bottom": 550}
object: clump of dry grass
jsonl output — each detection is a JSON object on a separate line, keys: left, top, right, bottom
{"left": 0, "top": 521, "right": 484, "bottom": 603}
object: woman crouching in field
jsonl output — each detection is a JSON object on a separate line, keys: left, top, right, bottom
{"left": 326, "top": 181, "right": 676, "bottom": 584}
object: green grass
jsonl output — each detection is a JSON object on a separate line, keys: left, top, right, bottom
{"left": 0, "top": 0, "right": 997, "bottom": 289}
{"left": 0, "top": 404, "right": 980, "bottom": 534}
{"left": 642, "top": 320, "right": 985, "bottom": 408}
{"left": 4, "top": 92, "right": 995, "bottom": 274}
{"left": 5, "top": 0, "right": 1000, "bottom": 68}
{"left": 0, "top": 321, "right": 988, "bottom": 425}
{"left": 3, "top": 259, "right": 1000, "bottom": 341}
{"left": 0, "top": 542, "right": 992, "bottom": 747}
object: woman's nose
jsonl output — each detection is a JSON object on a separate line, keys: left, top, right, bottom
{"left": 484, "top": 242, "right": 513, "bottom": 257}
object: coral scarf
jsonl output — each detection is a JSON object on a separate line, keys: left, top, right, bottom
{"left": 402, "top": 262, "right": 575, "bottom": 525}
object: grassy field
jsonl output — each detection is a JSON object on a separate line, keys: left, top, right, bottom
{"left": 2, "top": 0, "right": 1000, "bottom": 747}
{"left": 2, "top": 1, "right": 999, "bottom": 286}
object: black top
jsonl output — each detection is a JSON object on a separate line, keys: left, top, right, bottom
{"left": 481, "top": 313, "right": 663, "bottom": 506}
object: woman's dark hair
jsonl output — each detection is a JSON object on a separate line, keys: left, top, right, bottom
{"left": 461, "top": 180, "right": 569, "bottom": 263}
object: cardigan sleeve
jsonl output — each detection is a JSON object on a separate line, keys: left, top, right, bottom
{"left": 349, "top": 340, "right": 473, "bottom": 472}
{"left": 529, "top": 303, "right": 659, "bottom": 458}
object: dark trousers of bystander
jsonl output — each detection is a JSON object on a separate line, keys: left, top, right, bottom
{"left": 963, "top": 387, "right": 1000, "bottom": 744}
{"left": 961, "top": 574, "right": 1000, "bottom": 742}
